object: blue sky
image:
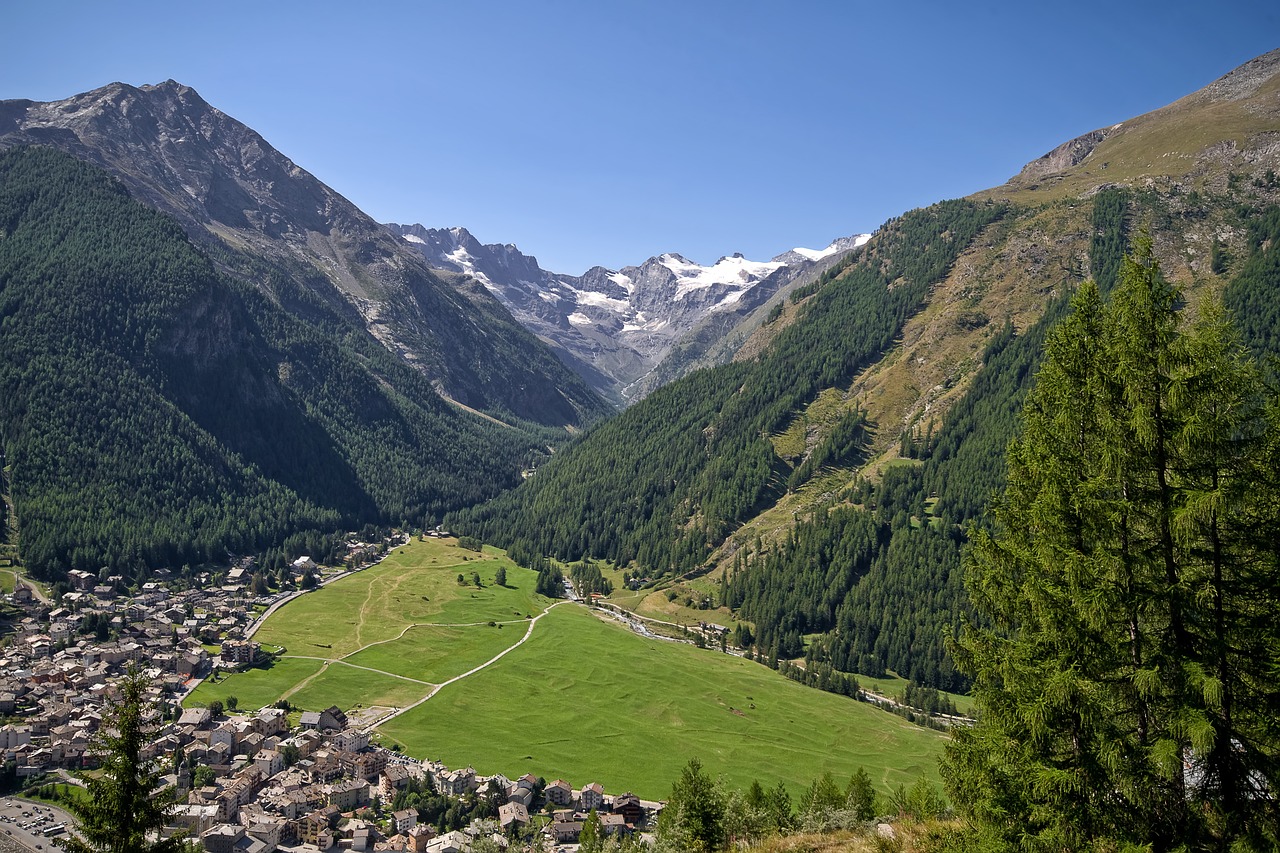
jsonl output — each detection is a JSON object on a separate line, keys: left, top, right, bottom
{"left": 3, "top": 1, "right": 1276, "bottom": 273}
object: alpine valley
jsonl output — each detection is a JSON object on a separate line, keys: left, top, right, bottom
{"left": 2, "top": 45, "right": 1280, "bottom": 843}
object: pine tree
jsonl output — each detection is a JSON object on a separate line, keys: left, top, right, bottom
{"left": 579, "top": 810, "right": 603, "bottom": 853}
{"left": 655, "top": 758, "right": 726, "bottom": 853}
{"left": 845, "top": 767, "right": 877, "bottom": 822}
{"left": 66, "top": 669, "right": 187, "bottom": 853}
{"left": 942, "top": 239, "right": 1280, "bottom": 850}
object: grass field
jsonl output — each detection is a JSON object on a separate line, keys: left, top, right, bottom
{"left": 187, "top": 536, "right": 949, "bottom": 802}
{"left": 186, "top": 537, "right": 553, "bottom": 713}
{"left": 376, "top": 605, "right": 947, "bottom": 801}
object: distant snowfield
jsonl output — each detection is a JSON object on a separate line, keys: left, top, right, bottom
{"left": 395, "top": 225, "right": 872, "bottom": 394}
{"left": 658, "top": 253, "right": 786, "bottom": 301}
{"left": 401, "top": 230, "right": 868, "bottom": 318}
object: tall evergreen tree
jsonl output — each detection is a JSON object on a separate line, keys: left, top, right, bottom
{"left": 655, "top": 758, "right": 726, "bottom": 853}
{"left": 942, "top": 239, "right": 1280, "bottom": 850}
{"left": 66, "top": 670, "right": 187, "bottom": 853}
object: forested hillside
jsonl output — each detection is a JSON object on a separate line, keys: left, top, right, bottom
{"left": 454, "top": 200, "right": 1005, "bottom": 572}
{"left": 0, "top": 82, "right": 612, "bottom": 432}
{"left": 0, "top": 146, "right": 565, "bottom": 578}
{"left": 458, "top": 148, "right": 1280, "bottom": 696}
{"left": 718, "top": 188, "right": 1132, "bottom": 689}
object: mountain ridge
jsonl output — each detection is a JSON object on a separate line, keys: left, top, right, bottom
{"left": 388, "top": 222, "right": 869, "bottom": 403}
{"left": 0, "top": 80, "right": 609, "bottom": 429}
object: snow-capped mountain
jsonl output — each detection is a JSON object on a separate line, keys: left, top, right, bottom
{"left": 387, "top": 224, "right": 870, "bottom": 403}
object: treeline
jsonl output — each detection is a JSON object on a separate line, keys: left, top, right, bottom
{"left": 0, "top": 146, "right": 568, "bottom": 578}
{"left": 1224, "top": 204, "right": 1280, "bottom": 365}
{"left": 452, "top": 199, "right": 1008, "bottom": 578}
{"left": 653, "top": 758, "right": 946, "bottom": 853}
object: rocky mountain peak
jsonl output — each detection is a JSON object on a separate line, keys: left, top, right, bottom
{"left": 1, "top": 82, "right": 610, "bottom": 429}
{"left": 390, "top": 223, "right": 871, "bottom": 403}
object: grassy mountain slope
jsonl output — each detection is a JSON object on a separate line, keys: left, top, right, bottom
{"left": 454, "top": 200, "right": 1006, "bottom": 568}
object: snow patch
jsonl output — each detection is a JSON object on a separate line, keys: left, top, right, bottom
{"left": 608, "top": 271, "right": 635, "bottom": 292}
{"left": 446, "top": 246, "right": 475, "bottom": 267}
{"left": 622, "top": 317, "right": 670, "bottom": 333}
{"left": 790, "top": 245, "right": 837, "bottom": 261}
{"left": 710, "top": 289, "right": 747, "bottom": 310}
{"left": 573, "top": 289, "right": 631, "bottom": 314}
{"left": 401, "top": 233, "right": 426, "bottom": 245}
{"left": 567, "top": 311, "right": 593, "bottom": 326}
{"left": 659, "top": 253, "right": 784, "bottom": 301}
{"left": 790, "top": 234, "right": 871, "bottom": 261}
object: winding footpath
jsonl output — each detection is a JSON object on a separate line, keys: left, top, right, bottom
{"left": 368, "top": 599, "right": 569, "bottom": 730}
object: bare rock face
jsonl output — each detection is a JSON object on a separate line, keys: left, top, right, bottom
{"left": 1197, "top": 47, "right": 1280, "bottom": 102}
{"left": 1015, "top": 128, "right": 1113, "bottom": 182}
{"left": 389, "top": 224, "right": 868, "bottom": 404}
{"left": 0, "top": 82, "right": 608, "bottom": 428}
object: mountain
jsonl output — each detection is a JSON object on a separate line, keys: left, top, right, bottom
{"left": 0, "top": 82, "right": 613, "bottom": 579}
{"left": 387, "top": 223, "right": 869, "bottom": 403}
{"left": 451, "top": 48, "right": 1280, "bottom": 690}
{"left": 0, "top": 81, "right": 609, "bottom": 429}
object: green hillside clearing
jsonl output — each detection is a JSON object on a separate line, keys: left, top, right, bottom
{"left": 376, "top": 604, "right": 946, "bottom": 800}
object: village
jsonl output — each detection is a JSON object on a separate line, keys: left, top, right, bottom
{"left": 0, "top": 539, "right": 662, "bottom": 852}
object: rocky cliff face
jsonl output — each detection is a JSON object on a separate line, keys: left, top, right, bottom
{"left": 388, "top": 223, "right": 869, "bottom": 403}
{"left": 0, "top": 82, "right": 609, "bottom": 428}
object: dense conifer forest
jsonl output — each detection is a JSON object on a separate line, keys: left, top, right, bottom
{"left": 452, "top": 199, "right": 1008, "bottom": 577}
{"left": 0, "top": 146, "right": 573, "bottom": 578}
{"left": 455, "top": 186, "right": 1280, "bottom": 701}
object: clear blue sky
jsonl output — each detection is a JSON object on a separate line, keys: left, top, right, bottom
{"left": 3, "top": 1, "right": 1275, "bottom": 274}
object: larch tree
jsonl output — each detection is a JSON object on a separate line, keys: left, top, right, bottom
{"left": 942, "top": 238, "right": 1280, "bottom": 851}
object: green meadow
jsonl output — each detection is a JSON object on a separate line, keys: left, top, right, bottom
{"left": 186, "top": 536, "right": 949, "bottom": 801}
{"left": 377, "top": 605, "right": 947, "bottom": 800}
{"left": 186, "top": 538, "right": 550, "bottom": 712}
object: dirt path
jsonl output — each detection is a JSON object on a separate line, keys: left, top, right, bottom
{"left": 279, "top": 657, "right": 434, "bottom": 685}
{"left": 279, "top": 660, "right": 331, "bottom": 701}
{"left": 370, "top": 600, "right": 568, "bottom": 730}
{"left": 274, "top": 610, "right": 558, "bottom": 704}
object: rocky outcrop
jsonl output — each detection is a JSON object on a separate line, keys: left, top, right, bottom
{"left": 1015, "top": 128, "right": 1113, "bottom": 182}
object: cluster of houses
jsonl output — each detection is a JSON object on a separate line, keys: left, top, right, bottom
{"left": 1, "top": 547, "right": 663, "bottom": 851}
{"left": 0, "top": 567, "right": 277, "bottom": 773}
{"left": 0, "top": 539, "right": 403, "bottom": 776}
{"left": 172, "top": 704, "right": 661, "bottom": 852}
